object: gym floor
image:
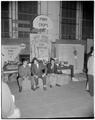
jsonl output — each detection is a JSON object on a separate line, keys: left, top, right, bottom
{"left": 8, "top": 80, "right": 94, "bottom": 118}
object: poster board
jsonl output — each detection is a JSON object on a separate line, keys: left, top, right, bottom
{"left": 56, "top": 44, "right": 84, "bottom": 74}
{"left": 33, "top": 15, "right": 53, "bottom": 30}
{"left": 30, "top": 34, "right": 51, "bottom": 61}
{"left": 2, "top": 45, "right": 21, "bottom": 61}
{"left": 1, "top": 45, "right": 26, "bottom": 68}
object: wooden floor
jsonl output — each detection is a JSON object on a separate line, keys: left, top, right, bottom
{"left": 8, "top": 80, "right": 94, "bottom": 118}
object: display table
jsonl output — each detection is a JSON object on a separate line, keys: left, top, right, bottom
{"left": 57, "top": 65, "right": 74, "bottom": 80}
{"left": 3, "top": 70, "right": 18, "bottom": 82}
{"left": 3, "top": 63, "right": 19, "bottom": 82}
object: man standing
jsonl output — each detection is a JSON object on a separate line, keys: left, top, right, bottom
{"left": 86, "top": 51, "right": 94, "bottom": 96}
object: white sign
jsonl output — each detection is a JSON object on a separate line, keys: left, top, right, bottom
{"left": 2, "top": 45, "right": 21, "bottom": 62}
{"left": 30, "top": 34, "right": 51, "bottom": 61}
{"left": 33, "top": 15, "right": 53, "bottom": 30}
{"left": 56, "top": 44, "right": 84, "bottom": 74}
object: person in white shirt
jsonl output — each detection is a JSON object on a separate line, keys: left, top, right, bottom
{"left": 86, "top": 51, "right": 94, "bottom": 96}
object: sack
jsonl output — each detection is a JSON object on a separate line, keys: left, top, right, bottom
{"left": 22, "top": 77, "right": 31, "bottom": 91}
{"left": 56, "top": 74, "right": 71, "bottom": 85}
{"left": 49, "top": 74, "right": 57, "bottom": 87}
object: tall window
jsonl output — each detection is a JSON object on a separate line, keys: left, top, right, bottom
{"left": 61, "top": 1, "right": 76, "bottom": 40}
{"left": 1, "top": 1, "right": 38, "bottom": 38}
{"left": 18, "top": 1, "right": 38, "bottom": 38}
{"left": 61, "top": 1, "right": 94, "bottom": 40}
{"left": 82, "top": 1, "right": 94, "bottom": 40}
{"left": 1, "top": 1, "right": 9, "bottom": 38}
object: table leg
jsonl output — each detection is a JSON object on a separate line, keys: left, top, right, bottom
{"left": 70, "top": 65, "right": 74, "bottom": 80}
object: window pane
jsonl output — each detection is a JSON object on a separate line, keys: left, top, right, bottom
{"left": 61, "top": 1, "right": 76, "bottom": 40}
{"left": 1, "top": 1, "right": 9, "bottom": 11}
{"left": 82, "top": 1, "right": 94, "bottom": 40}
{"left": 1, "top": 1, "right": 9, "bottom": 38}
{"left": 18, "top": 1, "right": 38, "bottom": 38}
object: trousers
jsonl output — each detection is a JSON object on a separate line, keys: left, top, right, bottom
{"left": 86, "top": 75, "right": 94, "bottom": 96}
{"left": 17, "top": 76, "right": 34, "bottom": 88}
{"left": 33, "top": 76, "right": 46, "bottom": 87}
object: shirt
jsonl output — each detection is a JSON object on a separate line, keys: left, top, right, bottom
{"left": 87, "top": 55, "right": 94, "bottom": 76}
{"left": 18, "top": 65, "right": 31, "bottom": 78}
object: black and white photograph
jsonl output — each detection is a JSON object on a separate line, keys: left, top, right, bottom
{"left": 1, "top": 1, "right": 94, "bottom": 119}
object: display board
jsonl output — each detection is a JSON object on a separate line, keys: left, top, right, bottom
{"left": 56, "top": 44, "right": 84, "bottom": 74}
{"left": 30, "top": 34, "right": 51, "bottom": 61}
{"left": 1, "top": 44, "right": 26, "bottom": 68}
{"left": 2, "top": 45, "right": 21, "bottom": 61}
{"left": 33, "top": 15, "right": 53, "bottom": 30}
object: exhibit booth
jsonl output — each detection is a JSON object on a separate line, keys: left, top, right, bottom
{"left": 1, "top": 15, "right": 86, "bottom": 83}
{"left": 55, "top": 40, "right": 85, "bottom": 74}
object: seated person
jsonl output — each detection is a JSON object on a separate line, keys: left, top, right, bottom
{"left": 47, "top": 58, "right": 58, "bottom": 87}
{"left": 31, "top": 58, "right": 47, "bottom": 90}
{"left": 47, "top": 58, "right": 58, "bottom": 74}
{"left": 1, "top": 71, "right": 20, "bottom": 118}
{"left": 18, "top": 59, "right": 33, "bottom": 92}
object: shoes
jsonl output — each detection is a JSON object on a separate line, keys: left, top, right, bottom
{"left": 43, "top": 87, "right": 47, "bottom": 91}
{"left": 36, "top": 86, "right": 39, "bottom": 89}
{"left": 31, "top": 86, "right": 39, "bottom": 91}
{"left": 31, "top": 86, "right": 36, "bottom": 91}
{"left": 31, "top": 87, "right": 35, "bottom": 91}
{"left": 56, "top": 84, "right": 61, "bottom": 87}
{"left": 86, "top": 89, "right": 89, "bottom": 92}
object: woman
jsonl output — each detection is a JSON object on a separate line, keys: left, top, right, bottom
{"left": 31, "top": 58, "right": 47, "bottom": 90}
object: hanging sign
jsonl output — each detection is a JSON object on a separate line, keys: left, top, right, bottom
{"left": 33, "top": 15, "right": 53, "bottom": 30}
